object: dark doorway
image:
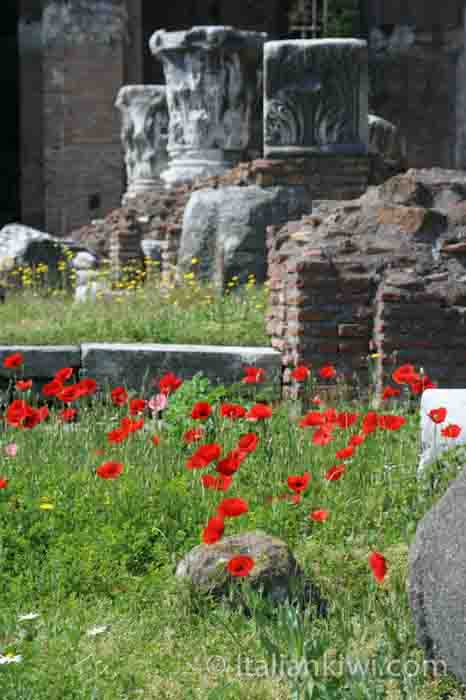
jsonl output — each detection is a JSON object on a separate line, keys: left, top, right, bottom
{"left": 0, "top": 1, "right": 20, "bottom": 227}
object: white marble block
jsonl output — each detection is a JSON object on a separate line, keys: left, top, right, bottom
{"left": 418, "top": 389, "right": 466, "bottom": 475}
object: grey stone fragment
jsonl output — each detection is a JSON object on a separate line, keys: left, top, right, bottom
{"left": 368, "top": 113, "right": 406, "bottom": 165}
{"left": 141, "top": 239, "right": 162, "bottom": 265}
{"left": 81, "top": 343, "right": 281, "bottom": 395}
{"left": 178, "top": 185, "right": 312, "bottom": 285}
{"left": 418, "top": 389, "right": 466, "bottom": 476}
{"left": 408, "top": 464, "right": 466, "bottom": 682}
{"left": 71, "top": 252, "right": 98, "bottom": 270}
{"left": 0, "top": 346, "right": 81, "bottom": 379}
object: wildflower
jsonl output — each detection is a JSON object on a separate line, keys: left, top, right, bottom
{"left": 87, "top": 624, "right": 111, "bottom": 637}
{"left": 318, "top": 364, "right": 336, "bottom": 380}
{"left": 217, "top": 497, "right": 248, "bottom": 518}
{"left": 335, "top": 446, "right": 354, "bottom": 460}
{"left": 107, "top": 427, "right": 129, "bottom": 444}
{"left": 56, "top": 384, "right": 83, "bottom": 403}
{"left": 336, "top": 412, "right": 359, "bottom": 429}
{"left": 201, "top": 474, "right": 232, "bottom": 491}
{"left": 362, "top": 411, "right": 378, "bottom": 435}
{"left": 310, "top": 510, "right": 329, "bottom": 522}
{"left": 110, "top": 386, "right": 128, "bottom": 406}
{"left": 377, "top": 415, "right": 406, "bottom": 431}
{"left": 392, "top": 364, "right": 420, "bottom": 385}
{"left": 246, "top": 403, "right": 273, "bottom": 420}
{"left": 183, "top": 428, "right": 204, "bottom": 443}
{"left": 42, "top": 379, "right": 64, "bottom": 397}
{"left": 158, "top": 372, "right": 183, "bottom": 395}
{"left": 39, "top": 502, "right": 54, "bottom": 511}
{"left": 186, "top": 443, "right": 222, "bottom": 470}
{"left": 59, "top": 408, "right": 78, "bottom": 422}
{"left": 410, "top": 376, "right": 436, "bottom": 395}
{"left": 287, "top": 472, "right": 311, "bottom": 494}
{"left": 312, "top": 426, "right": 334, "bottom": 446}
{"left": 3, "top": 352, "right": 24, "bottom": 369}
{"left": 129, "top": 398, "right": 146, "bottom": 415}
{"left": 0, "top": 479, "right": 8, "bottom": 489}
{"left": 441, "top": 424, "right": 462, "bottom": 438}
{"left": 349, "top": 434, "right": 365, "bottom": 447}
{"left": 242, "top": 367, "right": 265, "bottom": 384}
{"left": 291, "top": 365, "right": 310, "bottom": 381}
{"left": 0, "top": 653, "right": 22, "bottom": 664}
{"left": 369, "top": 551, "right": 388, "bottom": 583}
{"left": 202, "top": 516, "right": 225, "bottom": 544}
{"left": 299, "top": 411, "right": 325, "bottom": 428}
{"left": 227, "top": 555, "right": 254, "bottom": 577}
{"left": 77, "top": 378, "right": 98, "bottom": 396}
{"left": 15, "top": 379, "right": 32, "bottom": 391}
{"left": 237, "top": 433, "right": 259, "bottom": 452}
{"left": 324, "top": 464, "right": 346, "bottom": 481}
{"left": 191, "top": 402, "right": 212, "bottom": 420}
{"left": 96, "top": 461, "right": 124, "bottom": 479}
{"left": 382, "top": 386, "right": 400, "bottom": 400}
{"left": 148, "top": 393, "right": 168, "bottom": 414}
{"left": 54, "top": 367, "right": 74, "bottom": 383}
{"left": 428, "top": 407, "right": 447, "bottom": 424}
{"left": 151, "top": 435, "right": 160, "bottom": 446}
{"left": 215, "top": 449, "right": 247, "bottom": 476}
{"left": 4, "top": 443, "right": 17, "bottom": 457}
{"left": 18, "top": 612, "right": 40, "bottom": 622}
{"left": 220, "top": 403, "right": 247, "bottom": 419}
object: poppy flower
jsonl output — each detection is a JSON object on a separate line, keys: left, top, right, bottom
{"left": 242, "top": 367, "right": 265, "bottom": 384}
{"left": 129, "top": 398, "right": 146, "bottom": 415}
{"left": 287, "top": 472, "right": 311, "bottom": 494}
{"left": 291, "top": 365, "right": 310, "bottom": 381}
{"left": 54, "top": 367, "right": 74, "bottom": 383}
{"left": 56, "top": 385, "right": 83, "bottom": 403}
{"left": 202, "top": 516, "right": 225, "bottom": 544}
{"left": 215, "top": 449, "right": 246, "bottom": 476}
{"left": 0, "top": 479, "right": 8, "bottom": 489}
{"left": 151, "top": 435, "right": 160, "bottom": 446}
{"left": 121, "top": 416, "right": 144, "bottom": 433}
{"left": 158, "top": 372, "right": 183, "bottom": 395}
{"left": 6, "top": 400, "right": 28, "bottom": 428}
{"left": 19, "top": 406, "right": 42, "bottom": 430}
{"left": 148, "top": 393, "right": 168, "bottom": 414}
{"left": 186, "top": 443, "right": 222, "bottom": 470}
{"left": 201, "top": 474, "right": 233, "bottom": 491}
{"left": 336, "top": 412, "right": 359, "bottom": 429}
{"left": 323, "top": 408, "right": 338, "bottom": 424}
{"left": 110, "top": 386, "right": 128, "bottom": 406}
{"left": 246, "top": 404, "right": 273, "bottom": 421}
{"left": 441, "top": 423, "right": 462, "bottom": 438}
{"left": 42, "top": 379, "right": 63, "bottom": 397}
{"left": 15, "top": 380, "right": 32, "bottom": 391}
{"left": 217, "top": 497, "right": 248, "bottom": 518}
{"left": 4, "top": 444, "right": 17, "bottom": 457}
{"left": 382, "top": 386, "right": 401, "bottom": 400}
{"left": 312, "top": 426, "right": 334, "bottom": 446}
{"left": 183, "top": 428, "right": 204, "bottom": 444}
{"left": 428, "top": 407, "right": 447, "bottom": 424}
{"left": 3, "top": 352, "right": 24, "bottom": 369}
{"left": 410, "top": 376, "right": 436, "bottom": 395}
{"left": 335, "top": 446, "right": 354, "bottom": 460}
{"left": 369, "top": 551, "right": 388, "bottom": 583}
{"left": 77, "top": 378, "right": 98, "bottom": 396}
{"left": 227, "top": 555, "right": 254, "bottom": 577}
{"left": 107, "top": 427, "right": 130, "bottom": 444}
{"left": 299, "top": 411, "right": 325, "bottom": 428}
{"left": 96, "top": 461, "right": 123, "bottom": 479}
{"left": 377, "top": 415, "right": 406, "bottom": 431}
{"left": 392, "top": 364, "right": 420, "bottom": 385}
{"left": 237, "top": 433, "right": 259, "bottom": 453}
{"left": 349, "top": 434, "right": 366, "bottom": 447}
{"left": 324, "top": 464, "right": 346, "bottom": 481}
{"left": 310, "top": 509, "right": 329, "bottom": 522}
{"left": 191, "top": 402, "right": 212, "bottom": 420}
{"left": 362, "top": 412, "right": 378, "bottom": 435}
{"left": 220, "top": 403, "right": 247, "bottom": 419}
{"left": 318, "top": 364, "right": 336, "bottom": 380}
{"left": 59, "top": 408, "right": 78, "bottom": 422}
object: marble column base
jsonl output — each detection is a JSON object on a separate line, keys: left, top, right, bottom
{"left": 160, "top": 149, "right": 240, "bottom": 187}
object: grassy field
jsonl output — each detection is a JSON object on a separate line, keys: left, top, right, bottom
{"left": 0, "top": 260, "right": 268, "bottom": 346}
{"left": 0, "top": 358, "right": 465, "bottom": 700}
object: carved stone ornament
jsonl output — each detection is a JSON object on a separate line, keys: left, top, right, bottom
{"left": 149, "top": 26, "right": 267, "bottom": 186}
{"left": 115, "top": 85, "right": 169, "bottom": 200}
{"left": 264, "top": 39, "right": 369, "bottom": 158}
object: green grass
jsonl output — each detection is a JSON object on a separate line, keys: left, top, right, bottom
{"left": 0, "top": 261, "right": 268, "bottom": 346}
{"left": 0, "top": 368, "right": 465, "bottom": 699}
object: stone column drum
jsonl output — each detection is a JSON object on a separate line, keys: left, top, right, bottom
{"left": 149, "top": 26, "right": 267, "bottom": 186}
{"left": 115, "top": 85, "right": 169, "bottom": 203}
{"left": 264, "top": 39, "right": 369, "bottom": 158}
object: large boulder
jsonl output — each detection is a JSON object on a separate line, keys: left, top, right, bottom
{"left": 408, "top": 464, "right": 466, "bottom": 682}
{"left": 178, "top": 185, "right": 312, "bottom": 286}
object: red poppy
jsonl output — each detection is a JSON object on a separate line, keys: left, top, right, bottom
{"left": 15, "top": 380, "right": 32, "bottom": 391}
{"left": 382, "top": 386, "right": 401, "bottom": 400}
{"left": 19, "top": 406, "right": 42, "bottom": 430}
{"left": 323, "top": 408, "right": 338, "bottom": 424}
{"left": 349, "top": 434, "right": 366, "bottom": 447}
{"left": 242, "top": 367, "right": 265, "bottom": 384}
{"left": 324, "top": 464, "right": 346, "bottom": 481}
{"left": 377, "top": 414, "right": 406, "bottom": 431}
{"left": 183, "top": 428, "right": 204, "bottom": 444}
{"left": 318, "top": 364, "right": 336, "bottom": 380}
{"left": 227, "top": 555, "right": 255, "bottom": 577}
{"left": 392, "top": 364, "right": 420, "bottom": 385}
{"left": 312, "top": 426, "right": 334, "bottom": 446}
{"left": 299, "top": 411, "right": 325, "bottom": 428}
{"left": 428, "top": 407, "right": 447, "bottom": 424}
{"left": 111, "top": 386, "right": 128, "bottom": 406}
{"left": 56, "top": 385, "right": 83, "bottom": 403}
{"left": 186, "top": 443, "right": 222, "bottom": 470}
{"left": 191, "top": 402, "right": 212, "bottom": 420}
{"left": 107, "top": 427, "right": 130, "bottom": 444}
{"left": 215, "top": 449, "right": 246, "bottom": 476}
{"left": 3, "top": 352, "right": 24, "bottom": 369}
{"left": 335, "top": 446, "right": 354, "bottom": 460}
{"left": 59, "top": 408, "right": 78, "bottom": 422}
{"left": 362, "top": 411, "right": 378, "bottom": 435}
{"left": 158, "top": 372, "right": 183, "bottom": 395}
{"left": 77, "top": 378, "right": 97, "bottom": 395}
{"left": 369, "top": 551, "right": 388, "bottom": 583}
{"left": 96, "top": 461, "right": 123, "bottom": 479}
{"left": 202, "top": 516, "right": 225, "bottom": 544}
{"left": 310, "top": 509, "right": 329, "bottom": 522}
{"left": 336, "top": 412, "right": 359, "bottom": 429}
{"left": 37, "top": 406, "right": 49, "bottom": 423}
{"left": 42, "top": 379, "right": 63, "bottom": 397}
{"left": 410, "top": 376, "right": 436, "bottom": 395}
{"left": 54, "top": 367, "right": 74, "bottom": 383}
{"left": 0, "top": 479, "right": 8, "bottom": 489}
{"left": 151, "top": 435, "right": 160, "bottom": 446}
{"left": 441, "top": 423, "right": 462, "bottom": 438}
{"left": 220, "top": 403, "right": 247, "bottom": 419}
{"left": 237, "top": 433, "right": 259, "bottom": 453}
{"left": 6, "top": 400, "right": 28, "bottom": 428}
{"left": 246, "top": 403, "right": 273, "bottom": 420}
{"left": 291, "top": 365, "right": 311, "bottom": 381}
{"left": 129, "top": 398, "right": 146, "bottom": 415}
{"left": 287, "top": 472, "right": 311, "bottom": 494}
{"left": 121, "top": 416, "right": 144, "bottom": 433}
{"left": 201, "top": 474, "right": 233, "bottom": 491}
{"left": 217, "top": 497, "right": 248, "bottom": 518}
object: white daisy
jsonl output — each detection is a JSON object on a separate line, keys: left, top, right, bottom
{"left": 86, "top": 624, "right": 111, "bottom": 637}
{"left": 0, "top": 653, "right": 22, "bottom": 665}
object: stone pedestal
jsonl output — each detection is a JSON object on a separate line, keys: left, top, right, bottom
{"left": 264, "top": 39, "right": 369, "bottom": 158}
{"left": 149, "top": 26, "right": 267, "bottom": 187}
{"left": 115, "top": 85, "right": 168, "bottom": 203}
